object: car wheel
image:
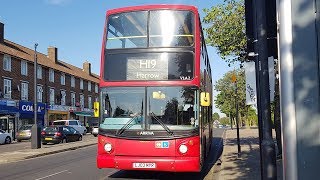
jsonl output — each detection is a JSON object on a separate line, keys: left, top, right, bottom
{"left": 78, "top": 136, "right": 82, "bottom": 141}
{"left": 94, "top": 134, "right": 97, "bottom": 137}
{"left": 5, "top": 136, "right": 11, "bottom": 144}
{"left": 61, "top": 138, "right": 67, "bottom": 143}
{"left": 42, "top": 142, "right": 47, "bottom": 145}
{"left": 17, "top": 139, "right": 22, "bottom": 142}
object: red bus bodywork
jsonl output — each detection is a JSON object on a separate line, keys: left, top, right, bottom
{"left": 97, "top": 136, "right": 200, "bottom": 172}
{"left": 97, "top": 4, "right": 211, "bottom": 172}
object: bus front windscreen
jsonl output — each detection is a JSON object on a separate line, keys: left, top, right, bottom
{"left": 100, "top": 87, "right": 199, "bottom": 137}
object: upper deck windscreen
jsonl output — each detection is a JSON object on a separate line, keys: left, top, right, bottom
{"left": 106, "top": 10, "right": 194, "bottom": 48}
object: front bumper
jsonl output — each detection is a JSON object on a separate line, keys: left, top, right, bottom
{"left": 97, "top": 155, "right": 200, "bottom": 172}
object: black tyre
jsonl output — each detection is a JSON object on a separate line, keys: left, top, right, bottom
{"left": 5, "top": 136, "right": 11, "bottom": 144}
{"left": 17, "top": 139, "right": 22, "bottom": 142}
{"left": 78, "top": 135, "right": 82, "bottom": 141}
{"left": 61, "top": 138, "right": 67, "bottom": 143}
{"left": 42, "top": 142, "right": 47, "bottom": 145}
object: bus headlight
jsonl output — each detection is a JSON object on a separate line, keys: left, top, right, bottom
{"left": 179, "top": 144, "right": 188, "bottom": 154}
{"left": 104, "top": 143, "right": 113, "bottom": 152}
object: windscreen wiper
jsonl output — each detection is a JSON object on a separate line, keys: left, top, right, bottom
{"left": 150, "top": 112, "right": 174, "bottom": 135}
{"left": 116, "top": 114, "right": 140, "bottom": 136}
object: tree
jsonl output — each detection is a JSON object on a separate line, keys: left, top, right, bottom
{"left": 212, "top": 112, "right": 220, "bottom": 121}
{"left": 204, "top": 0, "right": 282, "bottom": 154}
{"left": 219, "top": 117, "right": 230, "bottom": 125}
{"left": 203, "top": 0, "right": 246, "bottom": 64}
{"left": 214, "top": 69, "right": 256, "bottom": 126}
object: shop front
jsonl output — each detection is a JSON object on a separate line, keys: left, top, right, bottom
{"left": 0, "top": 100, "right": 19, "bottom": 140}
{"left": 19, "top": 101, "right": 45, "bottom": 127}
{"left": 69, "top": 107, "right": 93, "bottom": 131}
{"left": 47, "top": 105, "right": 70, "bottom": 126}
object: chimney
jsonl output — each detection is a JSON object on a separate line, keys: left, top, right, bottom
{"left": 83, "top": 61, "right": 91, "bottom": 75}
{"left": 0, "top": 22, "right": 4, "bottom": 44}
{"left": 47, "top": 46, "right": 58, "bottom": 63}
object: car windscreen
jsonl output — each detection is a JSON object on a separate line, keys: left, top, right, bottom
{"left": 43, "top": 127, "right": 59, "bottom": 132}
{"left": 19, "top": 125, "right": 33, "bottom": 130}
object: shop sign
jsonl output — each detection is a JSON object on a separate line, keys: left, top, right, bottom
{"left": 6, "top": 100, "right": 16, "bottom": 107}
{"left": 19, "top": 101, "right": 45, "bottom": 114}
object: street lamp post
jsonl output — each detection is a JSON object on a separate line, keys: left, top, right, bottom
{"left": 232, "top": 73, "right": 241, "bottom": 157}
{"left": 31, "top": 43, "right": 41, "bottom": 149}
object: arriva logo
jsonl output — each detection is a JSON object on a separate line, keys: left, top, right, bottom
{"left": 139, "top": 131, "right": 154, "bottom": 135}
{"left": 21, "top": 105, "right": 41, "bottom": 112}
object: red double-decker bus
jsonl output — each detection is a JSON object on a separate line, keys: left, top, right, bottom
{"left": 96, "top": 4, "right": 213, "bottom": 172}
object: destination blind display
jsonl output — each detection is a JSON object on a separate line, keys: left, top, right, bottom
{"left": 127, "top": 59, "right": 168, "bottom": 80}
{"left": 104, "top": 52, "right": 194, "bottom": 81}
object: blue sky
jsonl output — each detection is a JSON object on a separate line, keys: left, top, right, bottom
{"left": 0, "top": 0, "right": 231, "bottom": 116}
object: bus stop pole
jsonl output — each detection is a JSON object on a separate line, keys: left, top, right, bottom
{"left": 255, "top": 0, "right": 277, "bottom": 179}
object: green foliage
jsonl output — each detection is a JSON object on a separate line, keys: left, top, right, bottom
{"left": 212, "top": 112, "right": 220, "bottom": 120}
{"left": 214, "top": 69, "right": 245, "bottom": 117}
{"left": 203, "top": 0, "right": 246, "bottom": 63}
{"left": 219, "top": 117, "right": 230, "bottom": 125}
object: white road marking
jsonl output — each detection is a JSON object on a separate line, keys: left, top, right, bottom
{"left": 34, "top": 170, "right": 69, "bottom": 180}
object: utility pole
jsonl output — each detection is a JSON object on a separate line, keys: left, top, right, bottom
{"left": 31, "top": 43, "right": 41, "bottom": 149}
{"left": 255, "top": 0, "right": 277, "bottom": 179}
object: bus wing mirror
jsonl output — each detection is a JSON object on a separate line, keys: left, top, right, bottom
{"left": 94, "top": 102, "right": 100, "bottom": 117}
{"left": 200, "top": 92, "right": 210, "bottom": 107}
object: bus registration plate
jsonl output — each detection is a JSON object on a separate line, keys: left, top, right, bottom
{"left": 132, "top": 163, "right": 156, "bottom": 169}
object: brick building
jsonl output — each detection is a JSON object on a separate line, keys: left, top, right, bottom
{"left": 0, "top": 22, "right": 99, "bottom": 138}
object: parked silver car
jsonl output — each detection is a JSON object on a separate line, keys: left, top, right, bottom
{"left": 16, "top": 124, "right": 33, "bottom": 142}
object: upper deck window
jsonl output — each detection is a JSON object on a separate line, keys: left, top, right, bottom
{"left": 106, "top": 11, "right": 148, "bottom": 49}
{"left": 106, "top": 10, "right": 194, "bottom": 49}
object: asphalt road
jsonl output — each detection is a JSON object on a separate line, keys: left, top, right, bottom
{"left": 0, "top": 128, "right": 225, "bottom": 180}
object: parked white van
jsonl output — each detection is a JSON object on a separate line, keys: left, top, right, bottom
{"left": 52, "top": 120, "right": 87, "bottom": 135}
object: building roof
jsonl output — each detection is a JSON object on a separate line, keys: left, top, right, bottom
{"left": 0, "top": 39, "right": 99, "bottom": 83}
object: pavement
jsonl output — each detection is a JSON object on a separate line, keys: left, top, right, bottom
{"left": 218, "top": 128, "right": 283, "bottom": 180}
{"left": 0, "top": 135, "right": 97, "bottom": 164}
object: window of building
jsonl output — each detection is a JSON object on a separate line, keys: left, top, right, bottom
{"left": 80, "top": 94, "right": 84, "bottom": 108}
{"left": 95, "top": 84, "right": 98, "bottom": 93}
{"left": 3, "top": 78, "right": 11, "bottom": 99}
{"left": 61, "top": 90, "right": 66, "bottom": 105}
{"left": 3, "top": 55, "right": 11, "bottom": 72}
{"left": 37, "top": 65, "right": 42, "bottom": 79}
{"left": 21, "top": 61, "right": 28, "bottom": 76}
{"left": 37, "top": 85, "right": 43, "bottom": 102}
{"left": 61, "top": 73, "right": 65, "bottom": 85}
{"left": 21, "top": 82, "right": 28, "bottom": 100}
{"left": 49, "top": 88, "right": 55, "bottom": 105}
{"left": 71, "top": 76, "right": 75, "bottom": 88}
{"left": 88, "top": 96, "right": 92, "bottom": 109}
{"left": 88, "top": 81, "right": 91, "bottom": 92}
{"left": 49, "top": 69, "right": 55, "bottom": 82}
{"left": 71, "top": 92, "right": 76, "bottom": 106}
{"left": 80, "top": 79, "right": 83, "bottom": 90}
